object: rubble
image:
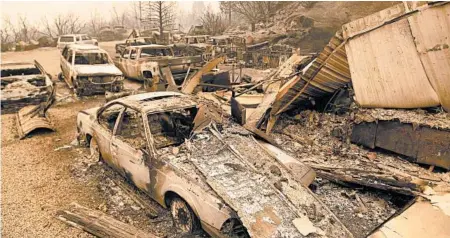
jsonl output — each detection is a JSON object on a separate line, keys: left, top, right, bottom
{"left": 272, "top": 110, "right": 450, "bottom": 196}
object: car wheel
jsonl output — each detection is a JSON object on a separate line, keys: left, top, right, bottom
{"left": 58, "top": 72, "right": 64, "bottom": 81}
{"left": 170, "top": 197, "right": 200, "bottom": 234}
{"left": 89, "top": 138, "right": 101, "bottom": 162}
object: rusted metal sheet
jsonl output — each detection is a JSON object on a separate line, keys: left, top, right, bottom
{"left": 375, "top": 121, "right": 420, "bottom": 159}
{"left": 417, "top": 127, "right": 450, "bottom": 170}
{"left": 16, "top": 104, "right": 55, "bottom": 139}
{"left": 350, "top": 122, "right": 377, "bottom": 149}
{"left": 343, "top": 2, "right": 449, "bottom": 110}
{"left": 270, "top": 31, "right": 351, "bottom": 116}
{"left": 351, "top": 120, "right": 450, "bottom": 170}
{"left": 407, "top": 3, "right": 450, "bottom": 111}
{"left": 181, "top": 55, "right": 224, "bottom": 94}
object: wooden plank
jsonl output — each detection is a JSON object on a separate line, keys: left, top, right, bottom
{"left": 56, "top": 203, "right": 159, "bottom": 238}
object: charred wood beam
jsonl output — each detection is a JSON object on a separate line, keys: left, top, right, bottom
{"left": 56, "top": 203, "right": 159, "bottom": 238}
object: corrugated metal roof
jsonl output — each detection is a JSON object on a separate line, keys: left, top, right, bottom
{"left": 268, "top": 2, "right": 449, "bottom": 123}
{"left": 344, "top": 2, "right": 449, "bottom": 110}
{"left": 270, "top": 31, "right": 351, "bottom": 115}
{"left": 407, "top": 3, "right": 450, "bottom": 111}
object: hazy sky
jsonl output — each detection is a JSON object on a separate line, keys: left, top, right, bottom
{"left": 1, "top": 1, "right": 220, "bottom": 26}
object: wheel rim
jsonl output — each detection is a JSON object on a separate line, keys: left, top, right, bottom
{"left": 171, "top": 199, "right": 193, "bottom": 233}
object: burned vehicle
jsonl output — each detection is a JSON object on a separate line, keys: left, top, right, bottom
{"left": 59, "top": 44, "right": 124, "bottom": 96}
{"left": 76, "top": 92, "right": 354, "bottom": 237}
{"left": 1, "top": 60, "right": 54, "bottom": 114}
{"left": 57, "top": 34, "right": 98, "bottom": 50}
{"left": 115, "top": 37, "right": 155, "bottom": 55}
{"left": 113, "top": 45, "right": 202, "bottom": 90}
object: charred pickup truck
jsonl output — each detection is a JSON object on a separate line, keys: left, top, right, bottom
{"left": 115, "top": 37, "right": 155, "bottom": 55}
{"left": 59, "top": 44, "right": 123, "bottom": 96}
{"left": 1, "top": 60, "right": 54, "bottom": 114}
{"left": 76, "top": 92, "right": 354, "bottom": 238}
{"left": 113, "top": 45, "right": 203, "bottom": 90}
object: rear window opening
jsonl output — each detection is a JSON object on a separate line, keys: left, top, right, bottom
{"left": 1, "top": 67, "right": 41, "bottom": 77}
{"left": 140, "top": 48, "right": 172, "bottom": 58}
{"left": 60, "top": 36, "right": 75, "bottom": 42}
{"left": 148, "top": 107, "right": 198, "bottom": 149}
{"left": 74, "top": 52, "right": 110, "bottom": 65}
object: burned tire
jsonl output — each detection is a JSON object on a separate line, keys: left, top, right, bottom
{"left": 89, "top": 138, "right": 101, "bottom": 162}
{"left": 170, "top": 197, "right": 200, "bottom": 234}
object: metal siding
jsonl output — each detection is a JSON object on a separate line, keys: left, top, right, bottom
{"left": 345, "top": 18, "right": 440, "bottom": 108}
{"left": 407, "top": 3, "right": 450, "bottom": 111}
{"left": 271, "top": 31, "right": 351, "bottom": 115}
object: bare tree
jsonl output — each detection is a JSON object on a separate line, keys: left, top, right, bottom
{"left": 201, "top": 11, "right": 226, "bottom": 36}
{"left": 112, "top": 7, "right": 127, "bottom": 26}
{"left": 219, "top": 1, "right": 233, "bottom": 25}
{"left": 49, "top": 14, "right": 86, "bottom": 36}
{"left": 228, "top": 2, "right": 284, "bottom": 31}
{"left": 145, "top": 1, "right": 176, "bottom": 37}
{"left": 1, "top": 17, "right": 14, "bottom": 43}
{"left": 89, "top": 11, "right": 105, "bottom": 37}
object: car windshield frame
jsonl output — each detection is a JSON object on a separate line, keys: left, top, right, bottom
{"left": 146, "top": 106, "right": 197, "bottom": 149}
{"left": 74, "top": 52, "right": 111, "bottom": 65}
{"left": 60, "top": 36, "right": 74, "bottom": 42}
{"left": 140, "top": 47, "right": 172, "bottom": 58}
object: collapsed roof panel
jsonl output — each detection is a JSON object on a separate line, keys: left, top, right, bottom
{"left": 407, "top": 3, "right": 450, "bottom": 111}
{"left": 270, "top": 31, "right": 351, "bottom": 116}
{"left": 343, "top": 2, "right": 449, "bottom": 110}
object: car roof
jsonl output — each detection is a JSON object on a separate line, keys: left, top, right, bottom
{"left": 59, "top": 34, "right": 87, "bottom": 37}
{"left": 66, "top": 44, "right": 105, "bottom": 52}
{"left": 185, "top": 35, "right": 210, "bottom": 38}
{"left": 128, "top": 44, "right": 169, "bottom": 49}
{"left": 1, "top": 61, "right": 36, "bottom": 69}
{"left": 111, "top": 92, "right": 197, "bottom": 113}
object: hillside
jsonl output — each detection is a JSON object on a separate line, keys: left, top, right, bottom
{"left": 227, "top": 1, "right": 397, "bottom": 53}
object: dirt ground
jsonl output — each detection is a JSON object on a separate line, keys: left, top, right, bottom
{"left": 0, "top": 43, "right": 200, "bottom": 237}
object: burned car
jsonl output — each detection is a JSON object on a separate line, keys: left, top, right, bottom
{"left": 1, "top": 60, "right": 54, "bottom": 114}
{"left": 76, "top": 92, "right": 354, "bottom": 237}
{"left": 59, "top": 44, "right": 124, "bottom": 96}
{"left": 115, "top": 37, "right": 155, "bottom": 55}
{"left": 113, "top": 45, "right": 202, "bottom": 90}
{"left": 57, "top": 34, "right": 98, "bottom": 50}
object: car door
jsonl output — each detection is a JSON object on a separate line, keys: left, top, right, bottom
{"left": 111, "top": 107, "right": 151, "bottom": 192}
{"left": 61, "top": 48, "right": 73, "bottom": 85}
{"left": 94, "top": 103, "right": 126, "bottom": 170}
{"left": 117, "top": 49, "right": 130, "bottom": 77}
{"left": 127, "top": 48, "right": 139, "bottom": 79}
{"left": 60, "top": 47, "right": 68, "bottom": 76}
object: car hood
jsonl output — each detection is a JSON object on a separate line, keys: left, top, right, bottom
{"left": 74, "top": 64, "right": 122, "bottom": 76}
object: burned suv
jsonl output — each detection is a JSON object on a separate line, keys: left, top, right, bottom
{"left": 59, "top": 44, "right": 123, "bottom": 96}
{"left": 76, "top": 92, "right": 353, "bottom": 238}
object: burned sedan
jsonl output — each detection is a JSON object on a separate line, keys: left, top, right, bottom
{"left": 1, "top": 60, "right": 54, "bottom": 114}
{"left": 59, "top": 44, "right": 123, "bottom": 96}
{"left": 76, "top": 92, "right": 354, "bottom": 238}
